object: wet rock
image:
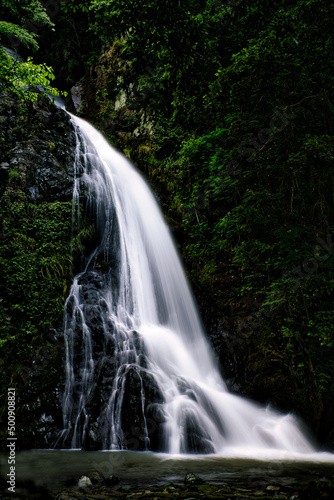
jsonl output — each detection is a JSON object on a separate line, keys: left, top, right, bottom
{"left": 266, "top": 484, "right": 281, "bottom": 494}
{"left": 119, "top": 366, "right": 148, "bottom": 450}
{"left": 184, "top": 473, "right": 205, "bottom": 485}
{"left": 56, "top": 491, "right": 85, "bottom": 499}
{"left": 0, "top": 93, "right": 77, "bottom": 204}
{"left": 104, "top": 474, "right": 120, "bottom": 486}
{"left": 83, "top": 304, "right": 105, "bottom": 337}
{"left": 78, "top": 475, "right": 92, "bottom": 489}
{"left": 120, "top": 484, "right": 135, "bottom": 491}
{"left": 300, "top": 479, "right": 334, "bottom": 499}
{"left": 78, "top": 271, "right": 105, "bottom": 291}
{"left": 69, "top": 78, "right": 86, "bottom": 114}
{"left": 88, "top": 471, "right": 105, "bottom": 484}
{"left": 181, "top": 410, "right": 215, "bottom": 454}
{"left": 62, "top": 264, "right": 167, "bottom": 450}
{"left": 119, "top": 365, "right": 166, "bottom": 451}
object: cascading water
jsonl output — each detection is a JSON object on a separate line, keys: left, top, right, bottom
{"left": 58, "top": 113, "right": 315, "bottom": 455}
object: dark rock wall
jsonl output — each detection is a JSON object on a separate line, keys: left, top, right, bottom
{"left": 0, "top": 92, "right": 79, "bottom": 449}
{"left": 0, "top": 93, "right": 76, "bottom": 201}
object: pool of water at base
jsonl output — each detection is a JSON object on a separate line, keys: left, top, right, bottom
{"left": 1, "top": 449, "right": 334, "bottom": 494}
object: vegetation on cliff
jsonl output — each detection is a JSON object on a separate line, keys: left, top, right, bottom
{"left": 0, "top": 94, "right": 94, "bottom": 447}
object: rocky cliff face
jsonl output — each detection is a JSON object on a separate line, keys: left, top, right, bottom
{"left": 0, "top": 92, "right": 79, "bottom": 448}
{"left": 60, "top": 268, "right": 166, "bottom": 451}
{"left": 0, "top": 93, "right": 76, "bottom": 201}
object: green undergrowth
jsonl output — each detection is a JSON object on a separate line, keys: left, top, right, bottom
{"left": 0, "top": 198, "right": 72, "bottom": 385}
{"left": 0, "top": 189, "right": 94, "bottom": 445}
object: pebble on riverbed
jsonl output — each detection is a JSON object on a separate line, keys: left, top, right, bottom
{"left": 184, "top": 472, "right": 205, "bottom": 485}
{"left": 77, "top": 476, "right": 92, "bottom": 489}
{"left": 266, "top": 484, "right": 281, "bottom": 493}
{"left": 87, "top": 471, "right": 105, "bottom": 485}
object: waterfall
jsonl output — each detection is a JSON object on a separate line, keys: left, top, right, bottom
{"left": 58, "top": 114, "right": 315, "bottom": 455}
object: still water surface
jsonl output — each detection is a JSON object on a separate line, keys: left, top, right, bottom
{"left": 1, "top": 449, "right": 334, "bottom": 493}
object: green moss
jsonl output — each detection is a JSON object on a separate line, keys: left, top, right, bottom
{"left": 0, "top": 199, "right": 72, "bottom": 368}
{"left": 0, "top": 186, "right": 93, "bottom": 443}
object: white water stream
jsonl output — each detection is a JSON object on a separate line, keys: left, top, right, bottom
{"left": 59, "top": 114, "right": 316, "bottom": 455}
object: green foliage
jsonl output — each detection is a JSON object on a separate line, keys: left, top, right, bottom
{"left": 0, "top": 48, "right": 61, "bottom": 101}
{"left": 0, "top": 0, "right": 53, "bottom": 46}
{"left": 62, "top": 0, "right": 90, "bottom": 13}
{"left": 0, "top": 0, "right": 63, "bottom": 102}
{"left": 0, "top": 21, "right": 38, "bottom": 50}
{"left": 0, "top": 196, "right": 85, "bottom": 404}
{"left": 0, "top": 200, "right": 73, "bottom": 333}
{"left": 0, "top": 0, "right": 53, "bottom": 27}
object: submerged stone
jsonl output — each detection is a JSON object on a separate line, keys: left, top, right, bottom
{"left": 89, "top": 471, "right": 105, "bottom": 484}
{"left": 104, "top": 474, "right": 120, "bottom": 486}
{"left": 184, "top": 473, "right": 205, "bottom": 486}
{"left": 266, "top": 484, "right": 280, "bottom": 493}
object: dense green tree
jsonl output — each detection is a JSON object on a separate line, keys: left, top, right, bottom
{"left": 0, "top": 0, "right": 62, "bottom": 101}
